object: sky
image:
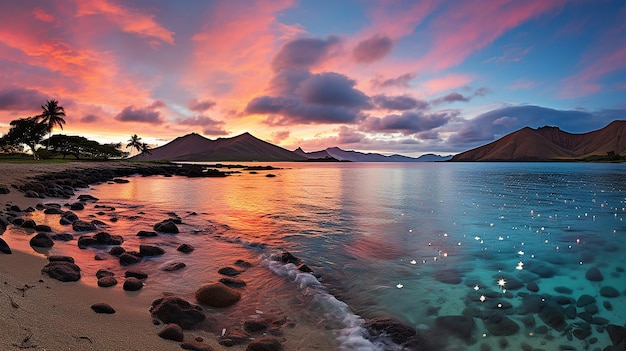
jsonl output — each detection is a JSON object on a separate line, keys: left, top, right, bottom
{"left": 0, "top": 0, "right": 625, "bottom": 157}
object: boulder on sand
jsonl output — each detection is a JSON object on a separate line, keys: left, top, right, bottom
{"left": 150, "top": 296, "right": 206, "bottom": 329}
{"left": 195, "top": 283, "right": 241, "bottom": 308}
{"left": 29, "top": 233, "right": 54, "bottom": 248}
{"left": 41, "top": 261, "right": 81, "bottom": 281}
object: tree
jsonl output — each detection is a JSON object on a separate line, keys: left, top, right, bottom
{"left": 3, "top": 117, "right": 48, "bottom": 159}
{"left": 37, "top": 99, "right": 66, "bottom": 150}
{"left": 43, "top": 134, "right": 129, "bottom": 159}
{"left": 126, "top": 134, "right": 151, "bottom": 156}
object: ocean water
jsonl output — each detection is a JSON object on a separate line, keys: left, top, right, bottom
{"left": 5, "top": 162, "right": 626, "bottom": 350}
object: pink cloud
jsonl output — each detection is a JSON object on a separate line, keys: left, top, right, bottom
{"left": 75, "top": 0, "right": 174, "bottom": 45}
{"left": 422, "top": 74, "right": 472, "bottom": 95}
{"left": 33, "top": 8, "right": 57, "bottom": 23}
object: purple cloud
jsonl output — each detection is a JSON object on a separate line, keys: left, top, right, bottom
{"left": 432, "top": 92, "right": 469, "bottom": 104}
{"left": 370, "top": 73, "right": 417, "bottom": 89}
{"left": 189, "top": 99, "right": 216, "bottom": 112}
{"left": 0, "top": 87, "right": 48, "bottom": 111}
{"left": 296, "top": 72, "right": 371, "bottom": 108}
{"left": 362, "top": 111, "right": 455, "bottom": 134}
{"left": 115, "top": 106, "right": 164, "bottom": 124}
{"left": 271, "top": 36, "right": 342, "bottom": 71}
{"left": 373, "top": 95, "right": 429, "bottom": 111}
{"left": 80, "top": 114, "right": 99, "bottom": 123}
{"left": 176, "top": 115, "right": 226, "bottom": 135}
{"left": 353, "top": 34, "right": 394, "bottom": 63}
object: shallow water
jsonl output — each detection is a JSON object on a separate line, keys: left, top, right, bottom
{"left": 5, "top": 162, "right": 626, "bottom": 350}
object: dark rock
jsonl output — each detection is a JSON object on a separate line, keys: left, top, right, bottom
{"left": 25, "top": 190, "right": 40, "bottom": 198}
{"left": 150, "top": 296, "right": 206, "bottom": 329}
{"left": 119, "top": 252, "right": 142, "bottom": 266}
{"left": 44, "top": 207, "right": 64, "bottom": 214}
{"left": 158, "top": 323, "right": 184, "bottom": 342}
{"left": 579, "top": 311, "right": 593, "bottom": 323}
{"left": 573, "top": 328, "right": 592, "bottom": 340}
{"left": 123, "top": 277, "right": 143, "bottom": 291}
{"left": 525, "top": 260, "right": 557, "bottom": 278}
{"left": 78, "top": 194, "right": 99, "bottom": 201}
{"left": 434, "top": 315, "right": 476, "bottom": 341}
{"left": 153, "top": 220, "right": 179, "bottom": 233}
{"left": 297, "top": 264, "right": 314, "bottom": 273}
{"left": 94, "top": 254, "right": 106, "bottom": 261}
{"left": 434, "top": 268, "right": 463, "bottom": 284}
{"left": 97, "top": 276, "right": 118, "bottom": 287}
{"left": 77, "top": 235, "right": 98, "bottom": 248}
{"left": 137, "top": 230, "right": 157, "bottom": 237}
{"left": 162, "top": 262, "right": 186, "bottom": 272}
{"left": 365, "top": 317, "right": 417, "bottom": 345}
{"left": 139, "top": 244, "right": 165, "bottom": 257}
{"left": 181, "top": 340, "right": 214, "bottom": 351}
{"left": 219, "top": 331, "right": 250, "bottom": 346}
{"left": 34, "top": 224, "right": 52, "bottom": 232}
{"left": 585, "top": 304, "right": 599, "bottom": 314}
{"left": 195, "top": 283, "right": 241, "bottom": 308}
{"left": 0, "top": 238, "right": 12, "bottom": 254}
{"left": 534, "top": 325, "right": 548, "bottom": 334}
{"left": 219, "top": 277, "right": 247, "bottom": 288}
{"left": 96, "top": 269, "right": 114, "bottom": 279}
{"left": 111, "top": 178, "right": 130, "bottom": 184}
{"left": 554, "top": 286, "right": 573, "bottom": 294}
{"left": 177, "top": 243, "right": 194, "bottom": 253}
{"left": 484, "top": 312, "right": 519, "bottom": 336}
{"left": 48, "top": 255, "right": 74, "bottom": 263}
{"left": 0, "top": 185, "right": 10, "bottom": 194}
{"left": 565, "top": 305, "right": 577, "bottom": 319}
{"left": 41, "top": 261, "right": 81, "bottom": 281}
{"left": 577, "top": 294, "right": 596, "bottom": 307}
{"left": 12, "top": 218, "right": 25, "bottom": 226}
{"left": 72, "top": 220, "right": 97, "bottom": 232}
{"left": 51, "top": 233, "right": 74, "bottom": 241}
{"left": 70, "top": 202, "right": 85, "bottom": 210}
{"left": 125, "top": 270, "right": 148, "bottom": 279}
{"left": 60, "top": 211, "right": 78, "bottom": 225}
{"left": 94, "top": 231, "right": 123, "bottom": 245}
{"left": 29, "top": 233, "right": 54, "bottom": 248}
{"left": 592, "top": 316, "right": 609, "bottom": 325}
{"left": 278, "top": 251, "right": 300, "bottom": 264}
{"left": 218, "top": 266, "right": 242, "bottom": 277}
{"left": 604, "top": 301, "right": 613, "bottom": 311}
{"left": 607, "top": 324, "right": 626, "bottom": 346}
{"left": 234, "top": 259, "right": 252, "bottom": 268}
{"left": 600, "top": 286, "right": 620, "bottom": 298}
{"left": 21, "top": 219, "right": 36, "bottom": 229}
{"left": 246, "top": 337, "right": 283, "bottom": 351}
{"left": 109, "top": 246, "right": 126, "bottom": 256}
{"left": 91, "top": 303, "right": 115, "bottom": 314}
{"left": 539, "top": 302, "right": 567, "bottom": 331}
{"left": 244, "top": 320, "right": 269, "bottom": 333}
{"left": 585, "top": 267, "right": 604, "bottom": 282}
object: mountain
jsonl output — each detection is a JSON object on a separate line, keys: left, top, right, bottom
{"left": 451, "top": 120, "right": 626, "bottom": 161}
{"left": 296, "top": 146, "right": 452, "bottom": 162}
{"left": 134, "top": 132, "right": 306, "bottom": 162}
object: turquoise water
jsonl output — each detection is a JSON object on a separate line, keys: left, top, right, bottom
{"left": 6, "top": 162, "right": 626, "bottom": 350}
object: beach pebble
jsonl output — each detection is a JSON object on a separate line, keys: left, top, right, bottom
{"left": 34, "top": 224, "right": 52, "bottom": 232}
{"left": 21, "top": 219, "right": 36, "bottom": 229}
{"left": 119, "top": 252, "right": 142, "bottom": 266}
{"left": 573, "top": 328, "right": 592, "bottom": 340}
{"left": 153, "top": 219, "right": 179, "bottom": 233}
{"left": 600, "top": 286, "right": 620, "bottom": 298}
{"left": 136, "top": 230, "right": 158, "bottom": 237}
{"left": 195, "top": 283, "right": 241, "bottom": 307}
{"left": 576, "top": 294, "right": 596, "bottom": 307}
{"left": 218, "top": 267, "right": 242, "bottom": 277}
{"left": 70, "top": 202, "right": 84, "bottom": 210}
{"left": 177, "top": 243, "right": 194, "bottom": 253}
{"left": 0, "top": 238, "right": 12, "bottom": 254}
{"left": 585, "top": 267, "right": 604, "bottom": 281}
{"left": 97, "top": 276, "right": 118, "bottom": 287}
{"left": 243, "top": 319, "right": 269, "bottom": 333}
{"left": 44, "top": 207, "right": 64, "bottom": 214}
{"left": 91, "top": 303, "right": 116, "bottom": 314}
{"left": 234, "top": 259, "right": 252, "bottom": 268}
{"left": 219, "top": 330, "right": 250, "bottom": 346}
{"left": 41, "top": 261, "right": 81, "bottom": 281}
{"left": 51, "top": 233, "right": 74, "bottom": 241}
{"left": 125, "top": 270, "right": 148, "bottom": 279}
{"left": 29, "top": 233, "right": 53, "bottom": 248}
{"left": 150, "top": 296, "right": 205, "bottom": 329}
{"left": 109, "top": 246, "right": 126, "bottom": 256}
{"left": 219, "top": 277, "right": 247, "bottom": 288}
{"left": 181, "top": 340, "right": 214, "bottom": 351}
{"left": 78, "top": 194, "right": 99, "bottom": 201}
{"left": 139, "top": 244, "right": 165, "bottom": 257}
{"left": 554, "top": 286, "right": 573, "bottom": 294}
{"left": 158, "top": 323, "right": 184, "bottom": 342}
{"left": 246, "top": 337, "right": 283, "bottom": 351}
{"left": 49, "top": 255, "right": 74, "bottom": 263}
{"left": 60, "top": 211, "right": 78, "bottom": 225}
{"left": 72, "top": 220, "right": 97, "bottom": 232}
{"left": 123, "top": 277, "right": 143, "bottom": 291}
{"left": 0, "top": 185, "right": 10, "bottom": 194}
{"left": 162, "top": 262, "right": 186, "bottom": 272}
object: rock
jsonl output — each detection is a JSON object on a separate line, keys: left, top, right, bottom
{"left": 525, "top": 260, "right": 557, "bottom": 278}
{"left": 72, "top": 220, "right": 97, "bottom": 232}
{"left": 526, "top": 281, "right": 539, "bottom": 292}
{"left": 120, "top": 252, "right": 142, "bottom": 266}
{"left": 177, "top": 243, "right": 194, "bottom": 253}
{"left": 539, "top": 302, "right": 567, "bottom": 331}
{"left": 162, "top": 262, "right": 186, "bottom": 272}
{"left": 49, "top": 255, "right": 74, "bottom": 263}
{"left": 297, "top": 264, "right": 314, "bottom": 273}
{"left": 434, "top": 268, "right": 463, "bottom": 284}
{"left": 554, "top": 286, "right": 573, "bottom": 294}
{"left": 573, "top": 328, "right": 592, "bottom": 340}
{"left": 91, "top": 303, "right": 116, "bottom": 314}
{"left": 97, "top": 276, "right": 118, "bottom": 287}
{"left": 94, "top": 231, "right": 123, "bottom": 245}
{"left": 246, "top": 337, "right": 283, "bottom": 351}
{"left": 60, "top": 211, "right": 78, "bottom": 225}
{"left": 600, "top": 286, "right": 620, "bottom": 298}
{"left": 78, "top": 194, "right": 99, "bottom": 201}
{"left": 139, "top": 244, "right": 165, "bottom": 257}
{"left": 576, "top": 294, "right": 596, "bottom": 307}
{"left": 218, "top": 266, "right": 242, "bottom": 277}
{"left": 34, "top": 224, "right": 52, "bottom": 232}
{"left": 434, "top": 315, "right": 476, "bottom": 341}
{"left": 153, "top": 220, "right": 179, "bottom": 233}
{"left": 109, "top": 246, "right": 126, "bottom": 256}
{"left": 158, "top": 323, "right": 184, "bottom": 342}
{"left": 125, "top": 270, "right": 148, "bottom": 279}
{"left": 150, "top": 296, "right": 206, "bottom": 329}
{"left": 219, "top": 277, "right": 247, "bottom": 288}
{"left": 70, "top": 202, "right": 85, "bottom": 210}
{"left": 0, "top": 238, "right": 12, "bottom": 254}
{"left": 94, "top": 254, "right": 107, "bottom": 261}
{"left": 244, "top": 320, "right": 269, "bottom": 333}
{"left": 219, "top": 330, "right": 250, "bottom": 346}
{"left": 136, "top": 230, "right": 157, "bottom": 237}
{"left": 0, "top": 185, "right": 10, "bottom": 194}
{"left": 585, "top": 267, "right": 604, "bottom": 281}
{"left": 484, "top": 312, "right": 520, "bottom": 336}
{"left": 29, "top": 233, "right": 54, "bottom": 248}
{"left": 365, "top": 317, "right": 417, "bottom": 345}
{"left": 51, "top": 233, "right": 74, "bottom": 241}
{"left": 41, "top": 261, "right": 81, "bottom": 281}
{"left": 234, "top": 259, "right": 253, "bottom": 268}
{"left": 195, "top": 283, "right": 241, "bottom": 308}
{"left": 607, "top": 324, "right": 626, "bottom": 346}
{"left": 77, "top": 235, "right": 98, "bottom": 248}
{"left": 25, "top": 190, "right": 40, "bottom": 198}
{"left": 123, "top": 277, "right": 143, "bottom": 291}
{"left": 21, "top": 219, "right": 36, "bottom": 229}
{"left": 181, "top": 340, "right": 214, "bottom": 351}
{"left": 277, "top": 251, "right": 300, "bottom": 264}
{"left": 44, "top": 207, "right": 64, "bottom": 214}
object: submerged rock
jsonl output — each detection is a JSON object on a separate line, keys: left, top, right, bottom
{"left": 483, "top": 312, "right": 519, "bottom": 336}
{"left": 72, "top": 220, "right": 97, "bottom": 232}
{"left": 153, "top": 220, "right": 179, "bottom": 233}
{"left": 434, "top": 315, "right": 476, "bottom": 341}
{"left": 246, "top": 337, "right": 283, "bottom": 351}
{"left": 585, "top": 267, "right": 604, "bottom": 281}
{"left": 139, "top": 244, "right": 165, "bottom": 257}
{"left": 177, "top": 243, "right": 194, "bottom": 253}
{"left": 181, "top": 340, "right": 214, "bottom": 351}
{"left": 195, "top": 283, "right": 241, "bottom": 308}
{"left": 218, "top": 266, "right": 242, "bottom": 277}
{"left": 600, "top": 286, "right": 620, "bottom": 298}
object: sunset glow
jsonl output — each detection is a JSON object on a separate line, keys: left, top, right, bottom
{"left": 1, "top": 0, "right": 625, "bottom": 156}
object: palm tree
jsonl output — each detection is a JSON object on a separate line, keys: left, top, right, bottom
{"left": 127, "top": 134, "right": 151, "bottom": 156}
{"left": 38, "top": 99, "right": 66, "bottom": 150}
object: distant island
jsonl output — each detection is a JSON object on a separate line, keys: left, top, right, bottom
{"left": 451, "top": 120, "right": 626, "bottom": 162}
{"left": 132, "top": 132, "right": 452, "bottom": 162}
